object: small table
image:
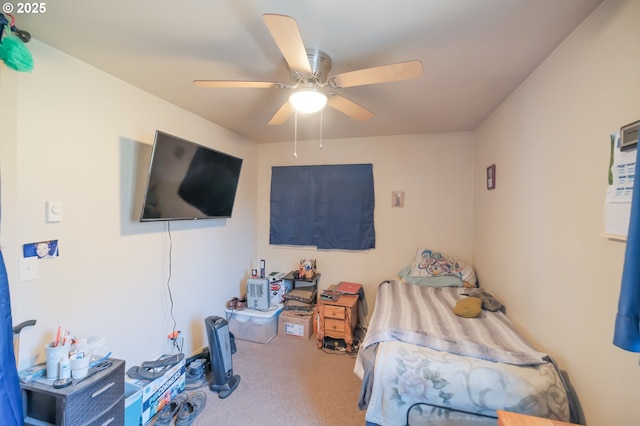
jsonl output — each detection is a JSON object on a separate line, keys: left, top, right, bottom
{"left": 316, "top": 293, "right": 359, "bottom": 352}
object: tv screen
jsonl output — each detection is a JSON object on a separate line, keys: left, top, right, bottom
{"left": 140, "top": 131, "right": 243, "bottom": 221}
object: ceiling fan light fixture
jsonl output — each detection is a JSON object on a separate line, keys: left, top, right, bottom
{"left": 289, "top": 89, "right": 327, "bottom": 113}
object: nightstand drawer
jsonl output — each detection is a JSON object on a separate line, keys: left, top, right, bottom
{"left": 325, "top": 318, "right": 345, "bottom": 334}
{"left": 324, "top": 305, "right": 346, "bottom": 320}
{"left": 88, "top": 395, "right": 124, "bottom": 426}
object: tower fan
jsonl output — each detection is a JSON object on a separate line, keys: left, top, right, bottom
{"left": 204, "top": 316, "right": 240, "bottom": 398}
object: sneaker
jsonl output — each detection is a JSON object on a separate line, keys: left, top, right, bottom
{"left": 175, "top": 391, "right": 207, "bottom": 426}
{"left": 153, "top": 393, "right": 188, "bottom": 425}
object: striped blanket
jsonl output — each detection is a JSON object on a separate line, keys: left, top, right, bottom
{"left": 355, "top": 281, "right": 573, "bottom": 425}
{"left": 360, "top": 280, "right": 549, "bottom": 366}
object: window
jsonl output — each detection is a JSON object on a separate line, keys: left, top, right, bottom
{"left": 269, "top": 164, "right": 375, "bottom": 250}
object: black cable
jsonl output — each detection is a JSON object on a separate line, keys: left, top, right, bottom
{"left": 165, "top": 221, "right": 181, "bottom": 353}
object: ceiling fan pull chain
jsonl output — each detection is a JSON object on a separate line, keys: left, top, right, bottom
{"left": 319, "top": 108, "right": 323, "bottom": 150}
{"left": 293, "top": 110, "right": 298, "bottom": 158}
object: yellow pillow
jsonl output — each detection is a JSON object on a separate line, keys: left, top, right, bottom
{"left": 454, "top": 297, "right": 482, "bottom": 318}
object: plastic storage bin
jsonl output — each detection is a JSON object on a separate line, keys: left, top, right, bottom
{"left": 226, "top": 306, "right": 282, "bottom": 344}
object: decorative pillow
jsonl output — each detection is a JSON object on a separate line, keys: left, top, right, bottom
{"left": 453, "top": 297, "right": 482, "bottom": 318}
{"left": 398, "top": 265, "right": 464, "bottom": 287}
{"left": 410, "top": 247, "right": 477, "bottom": 287}
{"left": 464, "top": 288, "right": 503, "bottom": 312}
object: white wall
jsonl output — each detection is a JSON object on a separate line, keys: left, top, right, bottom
{"left": 0, "top": 40, "right": 259, "bottom": 369}
{"left": 256, "top": 132, "right": 475, "bottom": 309}
{"left": 3, "top": 2, "right": 636, "bottom": 424}
{"left": 473, "top": 0, "right": 640, "bottom": 424}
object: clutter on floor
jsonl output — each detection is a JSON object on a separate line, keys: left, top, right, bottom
{"left": 227, "top": 305, "right": 283, "bottom": 344}
{"left": 152, "top": 390, "right": 207, "bottom": 426}
{"left": 153, "top": 393, "right": 188, "bottom": 425}
{"left": 125, "top": 355, "right": 186, "bottom": 425}
{"left": 176, "top": 391, "right": 207, "bottom": 425}
{"left": 278, "top": 310, "right": 314, "bottom": 340}
{"left": 126, "top": 353, "right": 185, "bottom": 380}
{"left": 124, "top": 324, "right": 238, "bottom": 424}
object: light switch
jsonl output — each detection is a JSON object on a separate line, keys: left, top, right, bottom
{"left": 46, "top": 201, "right": 63, "bottom": 222}
{"left": 19, "top": 258, "right": 38, "bottom": 281}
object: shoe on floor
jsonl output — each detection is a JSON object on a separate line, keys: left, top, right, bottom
{"left": 127, "top": 364, "right": 171, "bottom": 381}
{"left": 154, "top": 393, "right": 188, "bottom": 425}
{"left": 175, "top": 391, "right": 207, "bottom": 426}
{"left": 141, "top": 353, "right": 184, "bottom": 369}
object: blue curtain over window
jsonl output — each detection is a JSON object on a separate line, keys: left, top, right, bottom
{"left": 270, "top": 164, "right": 375, "bottom": 250}
{"left": 0, "top": 250, "right": 24, "bottom": 425}
{"left": 613, "top": 147, "right": 640, "bottom": 352}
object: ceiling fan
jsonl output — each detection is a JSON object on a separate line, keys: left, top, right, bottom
{"left": 194, "top": 14, "right": 423, "bottom": 125}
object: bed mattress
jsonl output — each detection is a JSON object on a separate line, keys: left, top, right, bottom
{"left": 355, "top": 281, "right": 574, "bottom": 426}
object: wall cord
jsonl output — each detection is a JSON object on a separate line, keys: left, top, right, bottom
{"left": 166, "top": 221, "right": 182, "bottom": 353}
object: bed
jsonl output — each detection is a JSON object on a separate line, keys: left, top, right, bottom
{"left": 354, "top": 249, "right": 579, "bottom": 426}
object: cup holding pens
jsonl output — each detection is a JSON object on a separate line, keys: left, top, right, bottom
{"left": 45, "top": 342, "right": 70, "bottom": 380}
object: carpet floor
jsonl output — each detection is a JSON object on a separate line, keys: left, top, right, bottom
{"left": 181, "top": 334, "right": 367, "bottom": 426}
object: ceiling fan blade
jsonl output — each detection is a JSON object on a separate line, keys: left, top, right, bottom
{"left": 327, "top": 94, "right": 374, "bottom": 121}
{"left": 329, "top": 60, "right": 423, "bottom": 88}
{"left": 268, "top": 101, "right": 294, "bottom": 125}
{"left": 263, "top": 14, "right": 312, "bottom": 74}
{"left": 193, "top": 80, "right": 284, "bottom": 89}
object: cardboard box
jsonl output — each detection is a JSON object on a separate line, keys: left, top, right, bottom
{"left": 124, "top": 382, "right": 142, "bottom": 426}
{"left": 125, "top": 358, "right": 186, "bottom": 425}
{"left": 278, "top": 311, "right": 314, "bottom": 339}
{"left": 227, "top": 306, "right": 282, "bottom": 344}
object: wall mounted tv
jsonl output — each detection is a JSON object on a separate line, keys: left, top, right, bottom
{"left": 140, "top": 130, "right": 243, "bottom": 221}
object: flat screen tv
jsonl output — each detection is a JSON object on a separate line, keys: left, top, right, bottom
{"left": 140, "top": 130, "right": 243, "bottom": 221}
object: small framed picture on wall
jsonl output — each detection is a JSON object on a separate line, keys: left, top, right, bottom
{"left": 487, "top": 164, "right": 496, "bottom": 190}
{"left": 392, "top": 191, "right": 404, "bottom": 207}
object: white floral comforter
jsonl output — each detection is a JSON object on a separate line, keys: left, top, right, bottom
{"left": 354, "top": 281, "right": 573, "bottom": 426}
{"left": 359, "top": 340, "right": 570, "bottom": 426}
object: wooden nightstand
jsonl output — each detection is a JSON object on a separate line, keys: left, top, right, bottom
{"left": 316, "top": 293, "right": 359, "bottom": 352}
